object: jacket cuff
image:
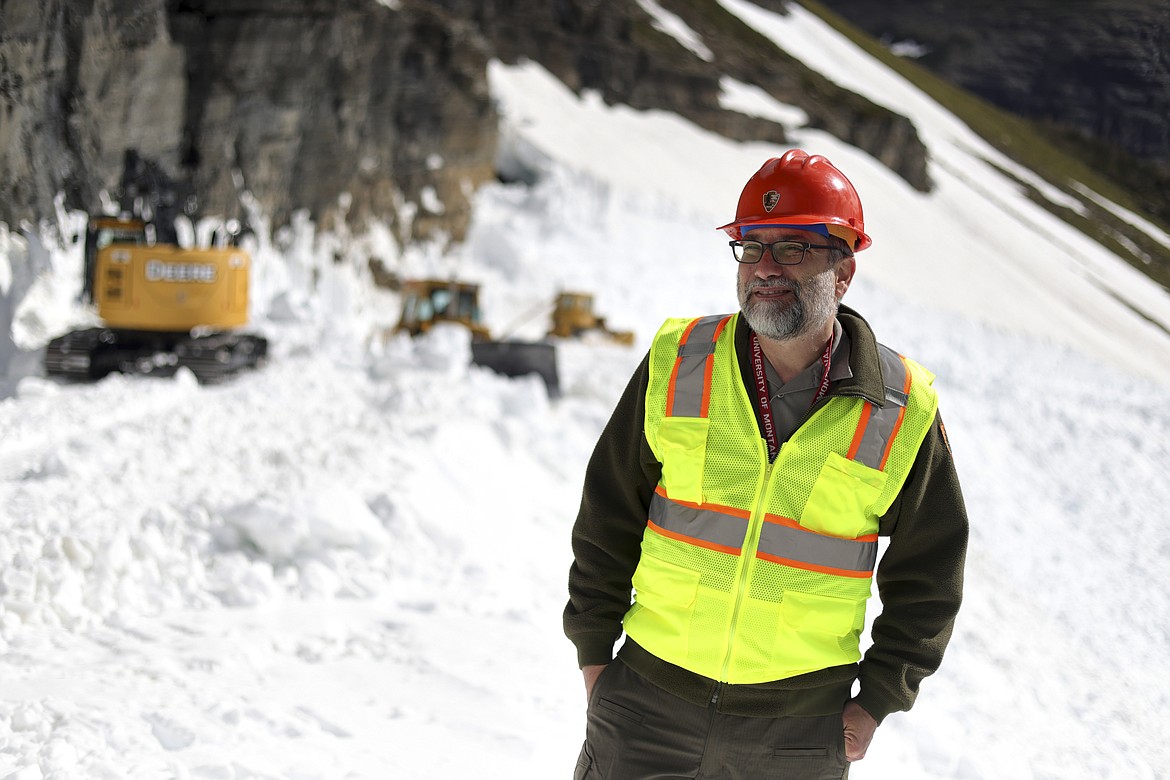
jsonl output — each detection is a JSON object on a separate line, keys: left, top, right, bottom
{"left": 852, "top": 687, "right": 902, "bottom": 725}
{"left": 574, "top": 633, "right": 618, "bottom": 667}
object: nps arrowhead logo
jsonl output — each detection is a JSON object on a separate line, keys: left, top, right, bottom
{"left": 763, "top": 190, "right": 780, "bottom": 213}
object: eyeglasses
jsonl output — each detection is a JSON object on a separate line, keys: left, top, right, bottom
{"left": 729, "top": 239, "right": 847, "bottom": 265}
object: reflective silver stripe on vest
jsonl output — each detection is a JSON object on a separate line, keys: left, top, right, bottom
{"left": 649, "top": 492, "right": 748, "bottom": 550}
{"left": 651, "top": 492, "right": 876, "bottom": 572}
{"left": 877, "top": 345, "right": 909, "bottom": 407}
{"left": 757, "top": 520, "right": 878, "bottom": 573}
{"left": 668, "top": 314, "right": 731, "bottom": 418}
{"left": 849, "top": 346, "right": 911, "bottom": 469}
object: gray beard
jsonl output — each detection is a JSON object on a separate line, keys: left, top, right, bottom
{"left": 738, "top": 270, "right": 839, "bottom": 341}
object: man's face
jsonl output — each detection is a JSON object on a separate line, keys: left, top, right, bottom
{"left": 735, "top": 227, "right": 856, "bottom": 341}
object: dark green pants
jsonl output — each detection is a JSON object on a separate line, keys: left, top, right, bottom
{"left": 574, "top": 659, "right": 849, "bottom": 780}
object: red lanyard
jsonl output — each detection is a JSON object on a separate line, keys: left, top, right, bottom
{"left": 751, "top": 332, "right": 833, "bottom": 462}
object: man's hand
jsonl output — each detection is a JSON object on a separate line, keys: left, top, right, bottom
{"left": 582, "top": 664, "right": 608, "bottom": 702}
{"left": 842, "top": 700, "right": 878, "bottom": 761}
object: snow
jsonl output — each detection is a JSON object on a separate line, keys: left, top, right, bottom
{"left": 1069, "top": 181, "right": 1170, "bottom": 252}
{"left": 2, "top": 3, "right": 1170, "bottom": 778}
{"left": 718, "top": 76, "right": 809, "bottom": 128}
{"left": 635, "top": 0, "right": 715, "bottom": 62}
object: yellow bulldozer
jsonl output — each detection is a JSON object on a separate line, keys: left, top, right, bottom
{"left": 395, "top": 278, "right": 492, "bottom": 341}
{"left": 43, "top": 151, "right": 267, "bottom": 384}
{"left": 394, "top": 278, "right": 560, "bottom": 396}
{"left": 547, "top": 291, "right": 634, "bottom": 345}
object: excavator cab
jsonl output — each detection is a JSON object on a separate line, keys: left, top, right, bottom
{"left": 394, "top": 278, "right": 561, "bottom": 397}
{"left": 81, "top": 216, "right": 148, "bottom": 303}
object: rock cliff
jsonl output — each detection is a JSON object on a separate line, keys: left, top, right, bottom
{"left": 1, "top": 0, "right": 499, "bottom": 243}
{"left": 0, "top": 0, "right": 930, "bottom": 245}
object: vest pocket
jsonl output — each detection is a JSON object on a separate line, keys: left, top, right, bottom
{"left": 779, "top": 591, "right": 858, "bottom": 636}
{"left": 628, "top": 554, "right": 700, "bottom": 650}
{"left": 800, "top": 451, "right": 886, "bottom": 538}
{"left": 656, "top": 416, "right": 710, "bottom": 505}
{"left": 775, "top": 590, "right": 863, "bottom": 671}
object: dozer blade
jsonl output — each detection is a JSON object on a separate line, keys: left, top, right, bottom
{"left": 470, "top": 340, "right": 560, "bottom": 398}
{"left": 607, "top": 329, "right": 636, "bottom": 346}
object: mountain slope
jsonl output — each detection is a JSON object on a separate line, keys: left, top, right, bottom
{"left": 778, "top": 0, "right": 1170, "bottom": 294}
{"left": 805, "top": 0, "right": 1170, "bottom": 234}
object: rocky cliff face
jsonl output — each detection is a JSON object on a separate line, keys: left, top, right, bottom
{"left": 0, "top": 0, "right": 931, "bottom": 246}
{"left": 167, "top": 0, "right": 500, "bottom": 241}
{"left": 1, "top": 0, "right": 499, "bottom": 243}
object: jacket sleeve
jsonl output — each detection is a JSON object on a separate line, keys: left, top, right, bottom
{"left": 563, "top": 353, "right": 662, "bottom": 668}
{"left": 855, "top": 412, "right": 969, "bottom": 724}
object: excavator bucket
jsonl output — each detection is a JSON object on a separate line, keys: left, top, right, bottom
{"left": 471, "top": 340, "right": 561, "bottom": 398}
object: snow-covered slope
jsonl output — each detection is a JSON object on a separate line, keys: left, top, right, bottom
{"left": 2, "top": 3, "right": 1169, "bottom": 778}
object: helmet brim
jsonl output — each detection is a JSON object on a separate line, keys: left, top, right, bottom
{"left": 717, "top": 215, "right": 872, "bottom": 251}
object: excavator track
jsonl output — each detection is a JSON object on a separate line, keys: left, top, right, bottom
{"left": 44, "top": 328, "right": 268, "bottom": 384}
{"left": 44, "top": 328, "right": 116, "bottom": 381}
{"left": 174, "top": 331, "right": 268, "bottom": 384}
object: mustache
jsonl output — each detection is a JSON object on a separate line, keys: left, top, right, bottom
{"left": 745, "top": 278, "right": 800, "bottom": 294}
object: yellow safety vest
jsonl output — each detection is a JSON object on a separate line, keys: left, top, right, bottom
{"left": 624, "top": 313, "right": 939, "bottom": 684}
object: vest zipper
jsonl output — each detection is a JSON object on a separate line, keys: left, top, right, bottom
{"left": 719, "top": 449, "right": 773, "bottom": 682}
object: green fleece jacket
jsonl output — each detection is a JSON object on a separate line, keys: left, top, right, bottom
{"left": 564, "top": 304, "right": 968, "bottom": 724}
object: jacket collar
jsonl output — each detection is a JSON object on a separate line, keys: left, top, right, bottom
{"left": 734, "top": 303, "right": 889, "bottom": 408}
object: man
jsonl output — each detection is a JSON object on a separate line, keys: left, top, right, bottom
{"left": 565, "top": 149, "right": 968, "bottom": 779}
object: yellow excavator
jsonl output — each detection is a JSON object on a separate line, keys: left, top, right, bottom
{"left": 395, "top": 278, "right": 560, "bottom": 396}
{"left": 44, "top": 151, "right": 267, "bottom": 384}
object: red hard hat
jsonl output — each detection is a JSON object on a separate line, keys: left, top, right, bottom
{"left": 717, "top": 149, "right": 872, "bottom": 251}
